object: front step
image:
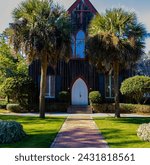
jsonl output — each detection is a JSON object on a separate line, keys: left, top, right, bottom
{"left": 67, "top": 105, "right": 92, "bottom": 114}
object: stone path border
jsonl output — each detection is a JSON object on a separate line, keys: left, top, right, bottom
{"left": 51, "top": 116, "right": 109, "bottom": 148}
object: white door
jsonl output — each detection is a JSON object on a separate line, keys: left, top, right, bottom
{"left": 72, "top": 78, "right": 88, "bottom": 105}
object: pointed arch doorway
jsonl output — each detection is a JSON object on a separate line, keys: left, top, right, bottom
{"left": 71, "top": 78, "right": 88, "bottom": 105}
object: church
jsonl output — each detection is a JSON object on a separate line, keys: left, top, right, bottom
{"left": 29, "top": 0, "right": 131, "bottom": 108}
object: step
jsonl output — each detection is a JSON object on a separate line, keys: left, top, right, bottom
{"left": 67, "top": 105, "right": 92, "bottom": 114}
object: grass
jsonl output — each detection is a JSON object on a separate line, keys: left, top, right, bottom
{"left": 0, "top": 109, "right": 10, "bottom": 113}
{"left": 94, "top": 117, "right": 150, "bottom": 148}
{"left": 0, "top": 115, "right": 65, "bottom": 148}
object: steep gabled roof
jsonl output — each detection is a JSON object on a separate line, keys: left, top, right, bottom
{"left": 68, "top": 0, "right": 98, "bottom": 14}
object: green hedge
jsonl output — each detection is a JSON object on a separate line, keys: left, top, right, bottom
{"left": 58, "top": 91, "right": 70, "bottom": 103}
{"left": 91, "top": 103, "right": 150, "bottom": 114}
{"left": 6, "top": 104, "right": 28, "bottom": 113}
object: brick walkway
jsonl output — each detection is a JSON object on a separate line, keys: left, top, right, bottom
{"left": 51, "top": 116, "right": 109, "bottom": 148}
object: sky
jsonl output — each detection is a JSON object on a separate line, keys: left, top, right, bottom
{"left": 0, "top": 0, "right": 150, "bottom": 52}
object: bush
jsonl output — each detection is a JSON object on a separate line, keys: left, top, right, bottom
{"left": 0, "top": 76, "right": 36, "bottom": 109}
{"left": 137, "top": 123, "right": 150, "bottom": 142}
{"left": 120, "top": 104, "right": 150, "bottom": 114}
{"left": 0, "top": 100, "right": 7, "bottom": 109}
{"left": 6, "top": 104, "right": 27, "bottom": 113}
{"left": 89, "top": 91, "right": 101, "bottom": 104}
{"left": 91, "top": 103, "right": 150, "bottom": 114}
{"left": 58, "top": 91, "right": 70, "bottom": 103}
{"left": 0, "top": 120, "right": 26, "bottom": 144}
{"left": 120, "top": 76, "right": 150, "bottom": 104}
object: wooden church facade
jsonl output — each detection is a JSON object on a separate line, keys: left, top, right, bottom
{"left": 29, "top": 0, "right": 131, "bottom": 106}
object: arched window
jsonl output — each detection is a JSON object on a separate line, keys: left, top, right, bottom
{"left": 76, "top": 30, "right": 85, "bottom": 58}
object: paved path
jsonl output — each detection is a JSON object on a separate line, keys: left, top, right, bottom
{"left": 51, "top": 116, "right": 109, "bottom": 148}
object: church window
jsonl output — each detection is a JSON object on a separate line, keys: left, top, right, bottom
{"left": 45, "top": 75, "right": 55, "bottom": 98}
{"left": 75, "top": 30, "right": 85, "bottom": 58}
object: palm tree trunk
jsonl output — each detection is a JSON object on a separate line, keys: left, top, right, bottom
{"left": 114, "top": 62, "right": 120, "bottom": 118}
{"left": 39, "top": 55, "right": 48, "bottom": 118}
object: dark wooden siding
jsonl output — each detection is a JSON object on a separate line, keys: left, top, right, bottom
{"left": 57, "top": 59, "right": 99, "bottom": 91}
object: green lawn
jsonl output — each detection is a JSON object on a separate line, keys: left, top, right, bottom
{"left": 0, "top": 115, "right": 65, "bottom": 148}
{"left": 0, "top": 109, "right": 10, "bottom": 113}
{"left": 94, "top": 117, "right": 150, "bottom": 148}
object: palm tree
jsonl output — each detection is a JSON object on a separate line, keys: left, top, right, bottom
{"left": 87, "top": 8, "right": 146, "bottom": 117}
{"left": 8, "top": 0, "right": 71, "bottom": 118}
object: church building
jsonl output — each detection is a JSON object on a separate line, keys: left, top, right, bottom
{"left": 29, "top": 0, "right": 130, "bottom": 108}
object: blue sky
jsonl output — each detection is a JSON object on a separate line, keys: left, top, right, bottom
{"left": 0, "top": 0, "right": 150, "bottom": 52}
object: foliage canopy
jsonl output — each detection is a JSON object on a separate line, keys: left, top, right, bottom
{"left": 120, "top": 76, "right": 150, "bottom": 104}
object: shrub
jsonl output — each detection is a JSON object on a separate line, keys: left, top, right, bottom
{"left": 6, "top": 104, "right": 26, "bottom": 113}
{"left": 0, "top": 76, "right": 36, "bottom": 109}
{"left": 137, "top": 123, "right": 150, "bottom": 142}
{"left": 91, "top": 103, "right": 150, "bottom": 114}
{"left": 89, "top": 91, "right": 101, "bottom": 104}
{"left": 58, "top": 91, "right": 70, "bottom": 103}
{"left": 0, "top": 100, "right": 7, "bottom": 109}
{"left": 0, "top": 120, "right": 26, "bottom": 144}
{"left": 120, "top": 76, "right": 150, "bottom": 104}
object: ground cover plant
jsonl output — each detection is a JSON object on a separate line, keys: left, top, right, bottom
{"left": 137, "top": 123, "right": 150, "bottom": 142}
{"left": 94, "top": 117, "right": 150, "bottom": 148}
{"left": 0, "top": 115, "right": 65, "bottom": 148}
{"left": 0, "top": 120, "right": 26, "bottom": 144}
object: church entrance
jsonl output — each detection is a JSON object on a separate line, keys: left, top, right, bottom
{"left": 71, "top": 78, "right": 88, "bottom": 105}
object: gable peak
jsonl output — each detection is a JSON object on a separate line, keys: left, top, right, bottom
{"left": 68, "top": 0, "right": 98, "bottom": 14}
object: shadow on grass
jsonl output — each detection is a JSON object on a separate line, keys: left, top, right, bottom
{"left": 0, "top": 115, "right": 65, "bottom": 148}
{"left": 94, "top": 117, "right": 150, "bottom": 148}
{"left": 0, "top": 132, "right": 58, "bottom": 148}
{"left": 95, "top": 117, "right": 150, "bottom": 125}
{"left": 108, "top": 139, "right": 143, "bottom": 148}
{"left": 0, "top": 115, "right": 65, "bottom": 124}
{"left": 116, "top": 117, "right": 150, "bottom": 125}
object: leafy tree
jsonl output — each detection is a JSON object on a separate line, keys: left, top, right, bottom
{"left": 0, "top": 35, "right": 28, "bottom": 84}
{"left": 8, "top": 0, "right": 71, "bottom": 118}
{"left": 87, "top": 8, "right": 146, "bottom": 117}
{"left": 120, "top": 76, "right": 150, "bottom": 104}
{"left": 0, "top": 37, "right": 16, "bottom": 83}
{"left": 0, "top": 76, "right": 36, "bottom": 109}
{"left": 136, "top": 51, "right": 150, "bottom": 76}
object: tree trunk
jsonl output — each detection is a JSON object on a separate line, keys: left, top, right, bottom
{"left": 6, "top": 95, "right": 9, "bottom": 103}
{"left": 39, "top": 55, "right": 48, "bottom": 118}
{"left": 114, "top": 62, "right": 120, "bottom": 118}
